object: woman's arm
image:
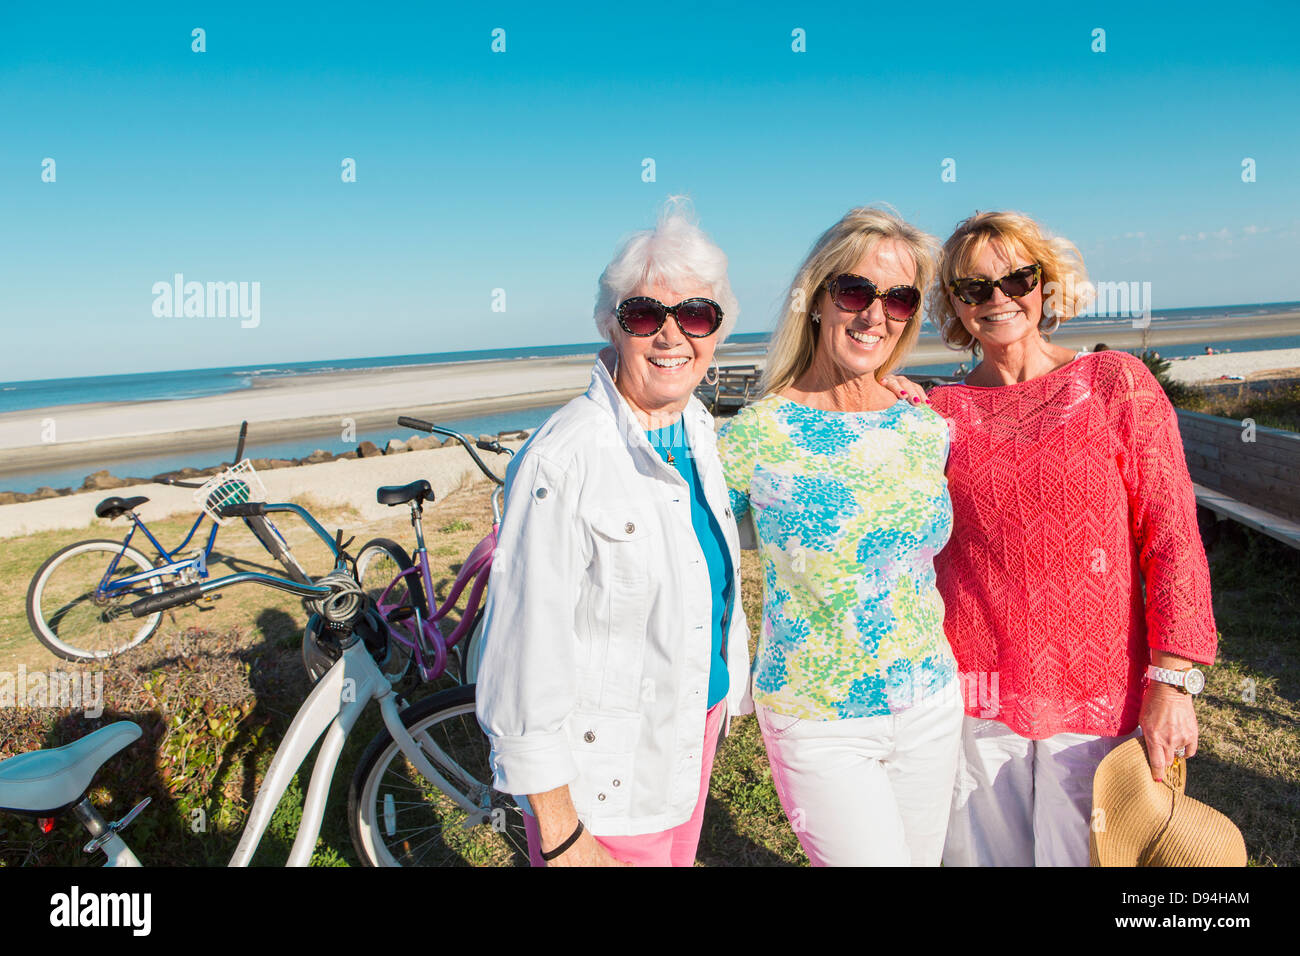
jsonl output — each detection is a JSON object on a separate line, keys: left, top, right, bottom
{"left": 475, "top": 449, "right": 586, "bottom": 799}
{"left": 1115, "top": 358, "right": 1218, "bottom": 780}
{"left": 527, "top": 786, "right": 629, "bottom": 866}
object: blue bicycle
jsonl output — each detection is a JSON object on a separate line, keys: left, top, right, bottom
{"left": 24, "top": 422, "right": 311, "bottom": 661}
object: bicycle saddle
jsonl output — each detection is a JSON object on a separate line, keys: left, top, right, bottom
{"left": 376, "top": 479, "right": 433, "bottom": 506}
{"left": 0, "top": 722, "right": 142, "bottom": 814}
{"left": 94, "top": 496, "right": 149, "bottom": 520}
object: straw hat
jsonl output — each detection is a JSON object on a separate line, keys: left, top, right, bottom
{"left": 1090, "top": 737, "right": 1247, "bottom": 867}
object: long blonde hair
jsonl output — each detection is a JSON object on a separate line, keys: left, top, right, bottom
{"left": 929, "top": 210, "right": 1094, "bottom": 355}
{"left": 761, "top": 206, "right": 937, "bottom": 396}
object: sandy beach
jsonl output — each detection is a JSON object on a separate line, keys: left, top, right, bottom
{"left": 1, "top": 311, "right": 1296, "bottom": 479}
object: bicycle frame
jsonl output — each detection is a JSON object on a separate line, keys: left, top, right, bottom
{"left": 374, "top": 524, "right": 497, "bottom": 682}
{"left": 99, "top": 507, "right": 301, "bottom": 597}
{"left": 98, "top": 511, "right": 219, "bottom": 596}
{"left": 230, "top": 637, "right": 489, "bottom": 867}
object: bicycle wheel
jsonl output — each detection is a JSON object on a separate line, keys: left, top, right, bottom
{"left": 348, "top": 684, "right": 529, "bottom": 867}
{"left": 355, "top": 537, "right": 425, "bottom": 614}
{"left": 25, "top": 539, "right": 168, "bottom": 661}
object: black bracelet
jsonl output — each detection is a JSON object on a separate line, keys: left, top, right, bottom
{"left": 540, "top": 820, "right": 585, "bottom": 861}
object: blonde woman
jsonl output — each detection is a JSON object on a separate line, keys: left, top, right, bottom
{"left": 922, "top": 211, "right": 1218, "bottom": 866}
{"left": 717, "top": 207, "right": 962, "bottom": 866}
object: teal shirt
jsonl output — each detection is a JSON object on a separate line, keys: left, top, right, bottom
{"left": 646, "top": 421, "right": 731, "bottom": 708}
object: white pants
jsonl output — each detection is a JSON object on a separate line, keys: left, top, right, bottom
{"left": 942, "top": 716, "right": 1139, "bottom": 867}
{"left": 757, "top": 690, "right": 963, "bottom": 866}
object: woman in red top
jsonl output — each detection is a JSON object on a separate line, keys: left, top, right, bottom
{"left": 919, "top": 211, "right": 1217, "bottom": 867}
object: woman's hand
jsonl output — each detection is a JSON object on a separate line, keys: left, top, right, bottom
{"left": 547, "top": 831, "right": 632, "bottom": 867}
{"left": 879, "top": 373, "right": 932, "bottom": 406}
{"left": 530, "top": 785, "right": 632, "bottom": 867}
{"left": 1138, "top": 682, "right": 1199, "bottom": 782}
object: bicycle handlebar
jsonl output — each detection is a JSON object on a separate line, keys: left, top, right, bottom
{"left": 130, "top": 583, "right": 205, "bottom": 616}
{"left": 130, "top": 571, "right": 337, "bottom": 618}
{"left": 218, "top": 502, "right": 266, "bottom": 517}
{"left": 397, "top": 416, "right": 510, "bottom": 486}
{"left": 153, "top": 476, "right": 207, "bottom": 490}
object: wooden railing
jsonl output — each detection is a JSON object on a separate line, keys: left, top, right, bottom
{"left": 1176, "top": 409, "right": 1300, "bottom": 549}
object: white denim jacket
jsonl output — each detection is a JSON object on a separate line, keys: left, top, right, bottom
{"left": 475, "top": 349, "right": 753, "bottom": 836}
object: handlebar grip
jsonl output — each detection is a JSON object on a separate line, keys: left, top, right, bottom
{"left": 131, "top": 583, "right": 204, "bottom": 617}
{"left": 218, "top": 502, "right": 266, "bottom": 517}
{"left": 398, "top": 416, "right": 435, "bottom": 433}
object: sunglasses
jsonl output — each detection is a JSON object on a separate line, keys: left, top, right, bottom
{"left": 824, "top": 274, "right": 921, "bottom": 322}
{"left": 615, "top": 296, "right": 723, "bottom": 337}
{"left": 949, "top": 263, "right": 1042, "bottom": 306}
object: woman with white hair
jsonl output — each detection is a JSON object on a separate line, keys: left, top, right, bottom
{"left": 717, "top": 206, "right": 962, "bottom": 866}
{"left": 475, "top": 199, "right": 752, "bottom": 867}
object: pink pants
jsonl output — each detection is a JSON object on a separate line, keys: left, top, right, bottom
{"left": 523, "top": 701, "right": 726, "bottom": 867}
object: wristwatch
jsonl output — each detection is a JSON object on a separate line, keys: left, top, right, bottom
{"left": 1146, "top": 664, "right": 1206, "bottom": 695}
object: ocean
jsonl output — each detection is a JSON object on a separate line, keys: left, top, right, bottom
{"left": 3, "top": 303, "right": 1298, "bottom": 495}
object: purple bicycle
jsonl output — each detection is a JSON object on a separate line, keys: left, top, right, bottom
{"left": 352, "top": 416, "right": 512, "bottom": 689}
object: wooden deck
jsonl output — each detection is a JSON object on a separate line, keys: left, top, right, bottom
{"left": 1177, "top": 409, "right": 1300, "bottom": 549}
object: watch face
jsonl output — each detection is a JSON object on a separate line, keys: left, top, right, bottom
{"left": 1184, "top": 669, "right": 1205, "bottom": 694}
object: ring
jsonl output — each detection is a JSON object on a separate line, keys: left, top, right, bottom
{"left": 1174, "top": 747, "right": 1187, "bottom": 757}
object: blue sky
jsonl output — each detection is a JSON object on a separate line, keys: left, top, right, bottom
{"left": 1, "top": 1, "right": 1298, "bottom": 380}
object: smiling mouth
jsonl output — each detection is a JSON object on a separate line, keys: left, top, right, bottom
{"left": 846, "top": 329, "right": 883, "bottom": 348}
{"left": 648, "top": 356, "right": 690, "bottom": 370}
{"left": 980, "top": 310, "right": 1023, "bottom": 323}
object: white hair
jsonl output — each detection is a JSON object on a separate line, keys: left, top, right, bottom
{"left": 593, "top": 196, "right": 739, "bottom": 344}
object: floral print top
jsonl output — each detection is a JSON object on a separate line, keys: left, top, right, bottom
{"left": 717, "top": 394, "right": 957, "bottom": 720}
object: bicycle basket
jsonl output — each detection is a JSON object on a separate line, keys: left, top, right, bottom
{"left": 194, "top": 459, "right": 268, "bottom": 525}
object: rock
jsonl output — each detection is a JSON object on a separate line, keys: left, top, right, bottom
{"left": 385, "top": 438, "right": 409, "bottom": 455}
{"left": 302, "top": 449, "right": 333, "bottom": 464}
{"left": 82, "top": 470, "right": 128, "bottom": 490}
{"left": 0, "top": 491, "right": 19, "bottom": 505}
{"left": 339, "top": 450, "right": 358, "bottom": 459}
{"left": 32, "top": 486, "right": 59, "bottom": 499}
{"left": 407, "top": 435, "right": 438, "bottom": 451}
{"left": 268, "top": 459, "right": 295, "bottom": 469}
{"left": 440, "top": 437, "right": 460, "bottom": 448}
{"left": 357, "top": 441, "right": 382, "bottom": 458}
{"left": 248, "top": 458, "right": 274, "bottom": 470}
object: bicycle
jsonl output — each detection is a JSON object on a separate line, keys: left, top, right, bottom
{"left": 25, "top": 421, "right": 312, "bottom": 661}
{"left": 0, "top": 498, "right": 527, "bottom": 867}
{"left": 352, "top": 416, "right": 512, "bottom": 690}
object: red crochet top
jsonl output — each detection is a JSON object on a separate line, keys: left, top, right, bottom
{"left": 927, "top": 350, "right": 1218, "bottom": 739}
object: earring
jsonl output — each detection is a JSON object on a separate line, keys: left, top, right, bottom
{"left": 1040, "top": 313, "right": 1061, "bottom": 336}
{"left": 704, "top": 359, "right": 719, "bottom": 386}
{"left": 811, "top": 311, "right": 821, "bottom": 324}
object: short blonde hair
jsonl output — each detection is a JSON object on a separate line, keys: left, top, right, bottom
{"left": 761, "top": 206, "right": 937, "bottom": 396}
{"left": 929, "top": 210, "right": 1094, "bottom": 355}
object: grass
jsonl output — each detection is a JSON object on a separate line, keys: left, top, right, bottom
{"left": 1, "top": 482, "right": 1297, "bottom": 866}
{"left": 1177, "top": 380, "right": 1300, "bottom": 434}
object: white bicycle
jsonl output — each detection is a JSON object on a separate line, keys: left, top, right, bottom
{"left": 0, "top": 499, "right": 525, "bottom": 867}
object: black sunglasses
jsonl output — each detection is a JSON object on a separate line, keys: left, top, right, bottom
{"left": 615, "top": 296, "right": 723, "bottom": 337}
{"left": 824, "top": 274, "right": 921, "bottom": 322}
{"left": 949, "top": 263, "right": 1042, "bottom": 306}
